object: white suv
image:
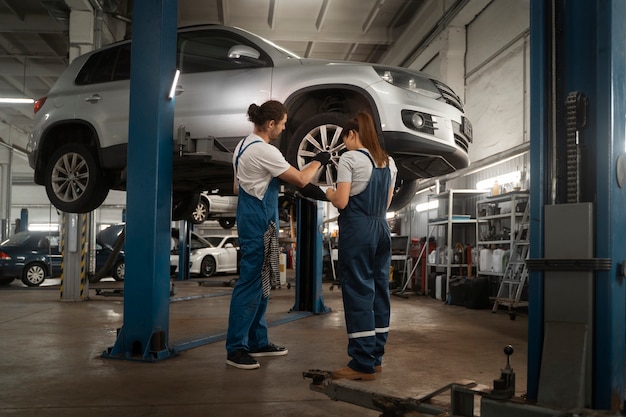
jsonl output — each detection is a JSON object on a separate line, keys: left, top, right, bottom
{"left": 190, "top": 193, "right": 237, "bottom": 229}
{"left": 28, "top": 25, "right": 472, "bottom": 215}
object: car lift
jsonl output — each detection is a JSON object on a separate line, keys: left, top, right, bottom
{"left": 100, "top": 0, "right": 329, "bottom": 362}
{"left": 304, "top": 1, "right": 626, "bottom": 415}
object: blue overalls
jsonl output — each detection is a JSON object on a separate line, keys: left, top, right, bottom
{"left": 226, "top": 139, "right": 279, "bottom": 354}
{"left": 337, "top": 150, "right": 392, "bottom": 374}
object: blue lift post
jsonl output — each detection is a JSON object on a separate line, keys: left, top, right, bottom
{"left": 103, "top": 0, "right": 178, "bottom": 361}
{"left": 292, "top": 197, "right": 330, "bottom": 315}
{"left": 528, "top": 0, "right": 626, "bottom": 410}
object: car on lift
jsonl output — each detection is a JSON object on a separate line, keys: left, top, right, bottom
{"left": 189, "top": 193, "right": 237, "bottom": 229}
{"left": 0, "top": 230, "right": 125, "bottom": 287}
{"left": 170, "top": 229, "right": 239, "bottom": 278}
{"left": 27, "top": 24, "right": 472, "bottom": 216}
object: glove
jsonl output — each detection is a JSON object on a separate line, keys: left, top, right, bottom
{"left": 297, "top": 184, "right": 328, "bottom": 201}
{"left": 312, "top": 151, "right": 331, "bottom": 166}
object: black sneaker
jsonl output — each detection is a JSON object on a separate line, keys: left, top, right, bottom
{"left": 249, "top": 342, "right": 288, "bottom": 357}
{"left": 226, "top": 349, "right": 260, "bottom": 370}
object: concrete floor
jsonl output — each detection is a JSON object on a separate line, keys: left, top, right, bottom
{"left": 0, "top": 272, "right": 528, "bottom": 416}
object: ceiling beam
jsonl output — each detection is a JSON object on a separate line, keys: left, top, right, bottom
{"left": 241, "top": 26, "right": 392, "bottom": 45}
{"left": 0, "top": 13, "right": 68, "bottom": 33}
{"left": 1, "top": 0, "right": 25, "bottom": 21}
{"left": 315, "top": 0, "right": 331, "bottom": 31}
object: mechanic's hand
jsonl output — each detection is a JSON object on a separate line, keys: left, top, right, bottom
{"left": 312, "top": 151, "right": 331, "bottom": 166}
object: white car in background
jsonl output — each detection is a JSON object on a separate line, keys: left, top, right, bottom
{"left": 170, "top": 229, "right": 238, "bottom": 277}
{"left": 189, "top": 194, "right": 237, "bottom": 229}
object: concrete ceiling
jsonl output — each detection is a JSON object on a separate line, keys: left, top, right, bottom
{"left": 0, "top": 0, "right": 427, "bottom": 140}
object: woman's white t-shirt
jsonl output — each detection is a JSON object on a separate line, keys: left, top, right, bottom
{"left": 336, "top": 149, "right": 398, "bottom": 196}
{"left": 232, "top": 133, "right": 291, "bottom": 200}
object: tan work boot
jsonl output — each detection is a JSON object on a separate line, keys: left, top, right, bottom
{"left": 332, "top": 366, "right": 376, "bottom": 381}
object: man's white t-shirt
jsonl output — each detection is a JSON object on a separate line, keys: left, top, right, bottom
{"left": 232, "top": 133, "right": 291, "bottom": 200}
{"left": 336, "top": 149, "right": 398, "bottom": 196}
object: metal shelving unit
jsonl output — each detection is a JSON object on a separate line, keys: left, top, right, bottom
{"left": 475, "top": 191, "right": 530, "bottom": 297}
{"left": 426, "top": 189, "right": 488, "bottom": 297}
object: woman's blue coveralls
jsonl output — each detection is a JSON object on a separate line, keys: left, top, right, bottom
{"left": 226, "top": 139, "right": 279, "bottom": 354}
{"left": 337, "top": 150, "right": 392, "bottom": 374}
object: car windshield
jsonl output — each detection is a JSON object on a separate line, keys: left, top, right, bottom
{"left": 171, "top": 229, "right": 215, "bottom": 251}
{"left": 1, "top": 232, "right": 35, "bottom": 246}
{"left": 205, "top": 236, "right": 224, "bottom": 247}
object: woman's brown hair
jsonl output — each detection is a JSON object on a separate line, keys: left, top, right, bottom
{"left": 341, "top": 112, "right": 388, "bottom": 167}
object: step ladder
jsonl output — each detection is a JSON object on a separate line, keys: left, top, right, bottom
{"left": 492, "top": 200, "right": 530, "bottom": 319}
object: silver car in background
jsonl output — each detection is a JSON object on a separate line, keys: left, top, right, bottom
{"left": 27, "top": 25, "right": 472, "bottom": 215}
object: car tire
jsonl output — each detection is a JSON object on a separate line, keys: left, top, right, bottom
{"left": 287, "top": 112, "right": 348, "bottom": 192}
{"left": 218, "top": 218, "right": 236, "bottom": 229}
{"left": 21, "top": 262, "right": 47, "bottom": 287}
{"left": 172, "top": 192, "right": 200, "bottom": 221}
{"left": 190, "top": 196, "right": 209, "bottom": 224}
{"left": 0, "top": 277, "right": 14, "bottom": 285}
{"left": 44, "top": 143, "right": 110, "bottom": 213}
{"left": 112, "top": 260, "right": 125, "bottom": 281}
{"left": 388, "top": 179, "right": 418, "bottom": 212}
{"left": 200, "top": 256, "right": 217, "bottom": 277}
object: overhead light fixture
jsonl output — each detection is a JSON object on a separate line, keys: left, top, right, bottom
{"left": 476, "top": 171, "right": 522, "bottom": 190}
{"left": 0, "top": 98, "right": 35, "bottom": 104}
{"left": 416, "top": 200, "right": 439, "bottom": 212}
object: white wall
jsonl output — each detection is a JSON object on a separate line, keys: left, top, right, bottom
{"left": 387, "top": 0, "right": 532, "bottom": 237}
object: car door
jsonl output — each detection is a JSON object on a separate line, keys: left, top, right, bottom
{"left": 37, "top": 233, "right": 62, "bottom": 277}
{"left": 221, "top": 237, "right": 239, "bottom": 270}
{"left": 173, "top": 28, "right": 273, "bottom": 151}
{"left": 73, "top": 43, "right": 132, "bottom": 155}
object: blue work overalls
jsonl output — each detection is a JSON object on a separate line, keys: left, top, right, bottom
{"left": 226, "top": 139, "right": 279, "bottom": 354}
{"left": 337, "top": 150, "right": 392, "bottom": 374}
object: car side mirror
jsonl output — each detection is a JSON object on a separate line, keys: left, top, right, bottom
{"left": 224, "top": 243, "right": 234, "bottom": 248}
{"left": 228, "top": 45, "right": 264, "bottom": 65}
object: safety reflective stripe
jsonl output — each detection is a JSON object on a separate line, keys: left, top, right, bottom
{"left": 348, "top": 330, "right": 376, "bottom": 339}
{"left": 347, "top": 327, "right": 390, "bottom": 339}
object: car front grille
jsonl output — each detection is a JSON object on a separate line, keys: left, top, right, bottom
{"left": 432, "top": 79, "right": 464, "bottom": 112}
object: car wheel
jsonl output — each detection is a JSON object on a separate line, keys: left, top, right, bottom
{"left": 218, "top": 218, "right": 236, "bottom": 229}
{"left": 44, "top": 143, "right": 110, "bottom": 213}
{"left": 0, "top": 277, "right": 14, "bottom": 285}
{"left": 190, "top": 196, "right": 209, "bottom": 224}
{"left": 21, "top": 263, "right": 47, "bottom": 287}
{"left": 388, "top": 179, "right": 418, "bottom": 212}
{"left": 287, "top": 112, "right": 348, "bottom": 193}
{"left": 112, "top": 260, "right": 125, "bottom": 281}
{"left": 200, "top": 256, "right": 217, "bottom": 277}
{"left": 172, "top": 192, "right": 200, "bottom": 221}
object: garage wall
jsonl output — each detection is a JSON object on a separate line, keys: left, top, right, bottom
{"left": 465, "top": 0, "right": 530, "bottom": 162}
{"left": 398, "top": 0, "right": 531, "bottom": 238}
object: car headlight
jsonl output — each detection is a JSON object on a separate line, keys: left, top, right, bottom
{"left": 373, "top": 67, "right": 441, "bottom": 99}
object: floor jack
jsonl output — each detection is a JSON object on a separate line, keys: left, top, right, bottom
{"left": 303, "top": 345, "right": 516, "bottom": 417}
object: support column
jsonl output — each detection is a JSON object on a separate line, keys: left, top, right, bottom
{"left": 103, "top": 0, "right": 178, "bottom": 362}
{"left": 528, "top": 0, "right": 626, "bottom": 410}
{"left": 60, "top": 212, "right": 90, "bottom": 301}
{"left": 292, "top": 198, "right": 330, "bottom": 314}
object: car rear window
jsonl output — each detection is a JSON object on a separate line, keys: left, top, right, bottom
{"left": 75, "top": 43, "right": 132, "bottom": 85}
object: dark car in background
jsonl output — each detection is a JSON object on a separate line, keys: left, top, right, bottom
{"left": 0, "top": 230, "right": 125, "bottom": 287}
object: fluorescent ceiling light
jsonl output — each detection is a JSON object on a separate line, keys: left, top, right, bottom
{"left": 28, "top": 223, "right": 59, "bottom": 232}
{"left": 476, "top": 171, "right": 521, "bottom": 190}
{"left": 0, "top": 98, "right": 34, "bottom": 104}
{"left": 416, "top": 200, "right": 439, "bottom": 212}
